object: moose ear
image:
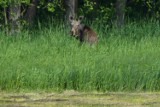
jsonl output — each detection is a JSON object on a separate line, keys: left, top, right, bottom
{"left": 69, "top": 16, "right": 74, "bottom": 22}
{"left": 78, "top": 16, "right": 84, "bottom": 21}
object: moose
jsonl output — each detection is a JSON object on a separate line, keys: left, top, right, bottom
{"left": 69, "top": 16, "right": 98, "bottom": 44}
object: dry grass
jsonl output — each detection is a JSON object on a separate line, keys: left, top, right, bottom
{"left": 1, "top": 91, "right": 160, "bottom": 107}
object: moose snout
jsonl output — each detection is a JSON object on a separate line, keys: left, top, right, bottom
{"left": 70, "top": 29, "right": 76, "bottom": 36}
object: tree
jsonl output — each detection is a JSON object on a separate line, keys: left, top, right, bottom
{"left": 115, "top": 0, "right": 127, "bottom": 27}
{"left": 64, "top": 0, "right": 78, "bottom": 25}
{"left": 9, "top": 1, "right": 21, "bottom": 35}
{"left": 25, "top": 0, "right": 39, "bottom": 26}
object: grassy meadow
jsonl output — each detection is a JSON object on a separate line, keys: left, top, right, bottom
{"left": 0, "top": 20, "right": 160, "bottom": 92}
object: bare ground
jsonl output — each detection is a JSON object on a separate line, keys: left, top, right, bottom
{"left": 0, "top": 90, "right": 160, "bottom": 107}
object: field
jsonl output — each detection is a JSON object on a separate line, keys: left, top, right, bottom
{"left": 1, "top": 91, "right": 160, "bottom": 107}
{"left": 0, "top": 20, "right": 160, "bottom": 92}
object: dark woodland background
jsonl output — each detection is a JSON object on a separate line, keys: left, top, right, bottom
{"left": 0, "top": 0, "right": 159, "bottom": 34}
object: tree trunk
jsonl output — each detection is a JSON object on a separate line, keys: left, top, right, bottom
{"left": 4, "top": 7, "right": 9, "bottom": 34}
{"left": 64, "top": 0, "right": 78, "bottom": 25}
{"left": 9, "top": 2, "right": 21, "bottom": 35}
{"left": 26, "top": 0, "right": 39, "bottom": 26}
{"left": 115, "top": 0, "right": 127, "bottom": 28}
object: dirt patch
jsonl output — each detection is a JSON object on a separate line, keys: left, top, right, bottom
{"left": 0, "top": 91, "right": 160, "bottom": 107}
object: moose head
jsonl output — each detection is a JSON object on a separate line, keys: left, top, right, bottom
{"left": 69, "top": 16, "right": 84, "bottom": 37}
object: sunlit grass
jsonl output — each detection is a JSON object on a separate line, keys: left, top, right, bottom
{"left": 0, "top": 20, "right": 160, "bottom": 92}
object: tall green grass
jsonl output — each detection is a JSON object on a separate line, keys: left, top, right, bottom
{"left": 0, "top": 20, "right": 160, "bottom": 92}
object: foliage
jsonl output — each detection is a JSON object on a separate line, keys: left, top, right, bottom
{"left": 38, "top": 0, "right": 64, "bottom": 13}
{"left": 0, "top": 0, "right": 160, "bottom": 29}
{"left": 127, "top": 0, "right": 160, "bottom": 19}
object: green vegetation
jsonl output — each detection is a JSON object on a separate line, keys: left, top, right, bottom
{"left": 0, "top": 20, "right": 160, "bottom": 92}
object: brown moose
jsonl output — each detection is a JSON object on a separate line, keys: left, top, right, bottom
{"left": 69, "top": 16, "right": 98, "bottom": 44}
